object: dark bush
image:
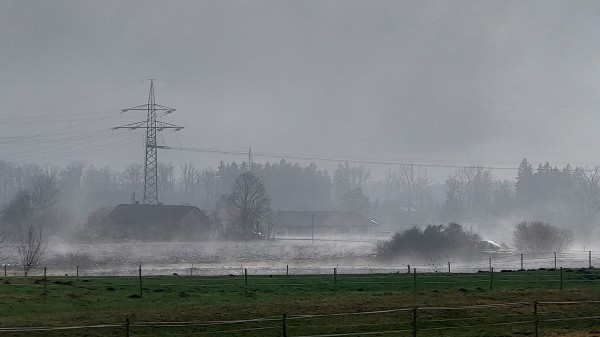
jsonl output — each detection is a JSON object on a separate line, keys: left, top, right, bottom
{"left": 376, "top": 223, "right": 483, "bottom": 260}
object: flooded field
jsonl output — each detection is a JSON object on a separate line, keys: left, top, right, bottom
{"left": 2, "top": 238, "right": 379, "bottom": 276}
{"left": 1, "top": 238, "right": 597, "bottom": 277}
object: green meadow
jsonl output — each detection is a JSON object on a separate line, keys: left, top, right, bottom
{"left": 0, "top": 268, "right": 599, "bottom": 336}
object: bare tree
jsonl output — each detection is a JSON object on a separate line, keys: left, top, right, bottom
{"left": 229, "top": 172, "right": 270, "bottom": 240}
{"left": 445, "top": 166, "right": 493, "bottom": 219}
{"left": 396, "top": 164, "right": 429, "bottom": 210}
{"left": 0, "top": 160, "right": 17, "bottom": 206}
{"left": 1, "top": 190, "right": 34, "bottom": 240}
{"left": 0, "top": 210, "right": 8, "bottom": 258}
{"left": 31, "top": 169, "right": 59, "bottom": 210}
{"left": 158, "top": 162, "right": 175, "bottom": 197}
{"left": 513, "top": 221, "right": 573, "bottom": 253}
{"left": 197, "top": 168, "right": 219, "bottom": 206}
{"left": 180, "top": 162, "right": 197, "bottom": 203}
{"left": 124, "top": 163, "right": 143, "bottom": 194}
{"left": 572, "top": 166, "right": 600, "bottom": 227}
{"left": 60, "top": 162, "right": 85, "bottom": 189}
{"left": 383, "top": 168, "right": 396, "bottom": 203}
{"left": 349, "top": 165, "right": 370, "bottom": 190}
{"left": 18, "top": 225, "right": 46, "bottom": 276}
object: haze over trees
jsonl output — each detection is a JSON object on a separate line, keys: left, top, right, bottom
{"left": 0, "top": 157, "right": 597, "bottom": 245}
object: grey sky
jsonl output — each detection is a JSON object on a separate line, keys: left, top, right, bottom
{"left": 1, "top": 0, "right": 599, "bottom": 181}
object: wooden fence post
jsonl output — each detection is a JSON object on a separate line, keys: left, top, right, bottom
{"left": 554, "top": 252, "right": 557, "bottom": 270}
{"left": 489, "top": 267, "right": 493, "bottom": 291}
{"left": 447, "top": 261, "right": 451, "bottom": 274}
{"left": 590, "top": 251, "right": 593, "bottom": 268}
{"left": 282, "top": 314, "right": 287, "bottom": 337}
{"left": 190, "top": 264, "right": 193, "bottom": 277}
{"left": 138, "top": 265, "right": 142, "bottom": 297}
{"left": 534, "top": 301, "right": 539, "bottom": 337}
{"left": 560, "top": 267, "right": 563, "bottom": 290}
{"left": 413, "top": 268, "right": 417, "bottom": 294}
{"left": 43, "top": 267, "right": 47, "bottom": 294}
{"left": 334, "top": 268, "right": 337, "bottom": 289}
{"left": 412, "top": 307, "right": 418, "bottom": 337}
{"left": 286, "top": 265, "right": 289, "bottom": 277}
{"left": 125, "top": 317, "right": 130, "bottom": 337}
{"left": 76, "top": 265, "right": 79, "bottom": 277}
{"left": 4, "top": 264, "right": 6, "bottom": 277}
{"left": 520, "top": 254, "right": 524, "bottom": 270}
{"left": 244, "top": 268, "right": 248, "bottom": 294}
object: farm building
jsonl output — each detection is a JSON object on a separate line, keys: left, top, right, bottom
{"left": 109, "top": 204, "right": 213, "bottom": 241}
{"left": 271, "top": 211, "right": 377, "bottom": 238}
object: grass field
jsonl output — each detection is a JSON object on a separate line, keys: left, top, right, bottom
{"left": 0, "top": 268, "right": 599, "bottom": 336}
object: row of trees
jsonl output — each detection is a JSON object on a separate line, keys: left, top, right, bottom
{"left": 0, "top": 158, "right": 598, "bottom": 238}
{"left": 0, "top": 156, "right": 587, "bottom": 273}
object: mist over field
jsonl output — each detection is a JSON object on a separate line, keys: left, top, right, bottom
{"left": 1, "top": 1, "right": 599, "bottom": 273}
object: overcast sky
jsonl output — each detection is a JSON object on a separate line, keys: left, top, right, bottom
{"left": 1, "top": 0, "right": 599, "bottom": 181}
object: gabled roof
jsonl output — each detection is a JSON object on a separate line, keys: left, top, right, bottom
{"left": 110, "top": 204, "right": 209, "bottom": 225}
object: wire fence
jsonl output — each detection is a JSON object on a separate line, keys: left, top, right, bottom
{"left": 2, "top": 267, "right": 599, "bottom": 297}
{"left": 2, "top": 250, "right": 598, "bottom": 277}
{"left": 0, "top": 300, "right": 599, "bottom": 336}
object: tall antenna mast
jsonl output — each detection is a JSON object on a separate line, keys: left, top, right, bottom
{"left": 113, "top": 79, "right": 183, "bottom": 205}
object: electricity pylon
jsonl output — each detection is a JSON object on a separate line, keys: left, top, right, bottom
{"left": 113, "top": 79, "right": 183, "bottom": 205}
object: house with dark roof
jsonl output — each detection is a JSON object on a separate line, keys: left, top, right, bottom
{"left": 109, "top": 204, "right": 213, "bottom": 241}
{"left": 270, "top": 211, "right": 376, "bottom": 238}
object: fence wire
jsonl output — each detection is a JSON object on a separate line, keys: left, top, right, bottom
{"left": 0, "top": 300, "right": 598, "bottom": 336}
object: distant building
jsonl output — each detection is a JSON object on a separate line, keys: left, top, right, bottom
{"left": 271, "top": 211, "right": 376, "bottom": 238}
{"left": 109, "top": 204, "right": 213, "bottom": 241}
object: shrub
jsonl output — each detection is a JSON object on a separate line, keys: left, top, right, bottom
{"left": 512, "top": 221, "right": 573, "bottom": 253}
{"left": 376, "top": 223, "right": 483, "bottom": 260}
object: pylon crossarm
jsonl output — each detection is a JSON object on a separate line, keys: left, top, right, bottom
{"left": 112, "top": 121, "right": 148, "bottom": 130}
{"left": 121, "top": 104, "right": 175, "bottom": 113}
{"left": 155, "top": 121, "right": 184, "bottom": 131}
{"left": 120, "top": 104, "right": 150, "bottom": 112}
{"left": 153, "top": 104, "right": 176, "bottom": 113}
{"left": 112, "top": 125, "right": 182, "bottom": 131}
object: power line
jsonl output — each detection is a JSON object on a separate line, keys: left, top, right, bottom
{"left": 0, "top": 79, "right": 145, "bottom": 84}
{"left": 1, "top": 133, "right": 143, "bottom": 162}
{"left": 12, "top": 138, "right": 144, "bottom": 165}
{"left": 165, "top": 146, "right": 600, "bottom": 172}
{"left": 0, "top": 110, "right": 120, "bottom": 120}
{"left": 0, "top": 115, "right": 138, "bottom": 125}
{"left": 155, "top": 79, "right": 600, "bottom": 112}
{"left": 2, "top": 80, "right": 146, "bottom": 116}
{"left": 4, "top": 112, "right": 130, "bottom": 142}
{"left": 167, "top": 146, "right": 519, "bottom": 171}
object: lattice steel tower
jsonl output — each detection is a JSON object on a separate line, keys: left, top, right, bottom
{"left": 113, "top": 80, "right": 183, "bottom": 205}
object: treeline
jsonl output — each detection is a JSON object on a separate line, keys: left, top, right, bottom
{"left": 0, "top": 157, "right": 598, "bottom": 238}
{"left": 514, "top": 159, "right": 600, "bottom": 235}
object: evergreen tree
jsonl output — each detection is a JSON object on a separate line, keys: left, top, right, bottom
{"left": 515, "top": 158, "right": 533, "bottom": 205}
